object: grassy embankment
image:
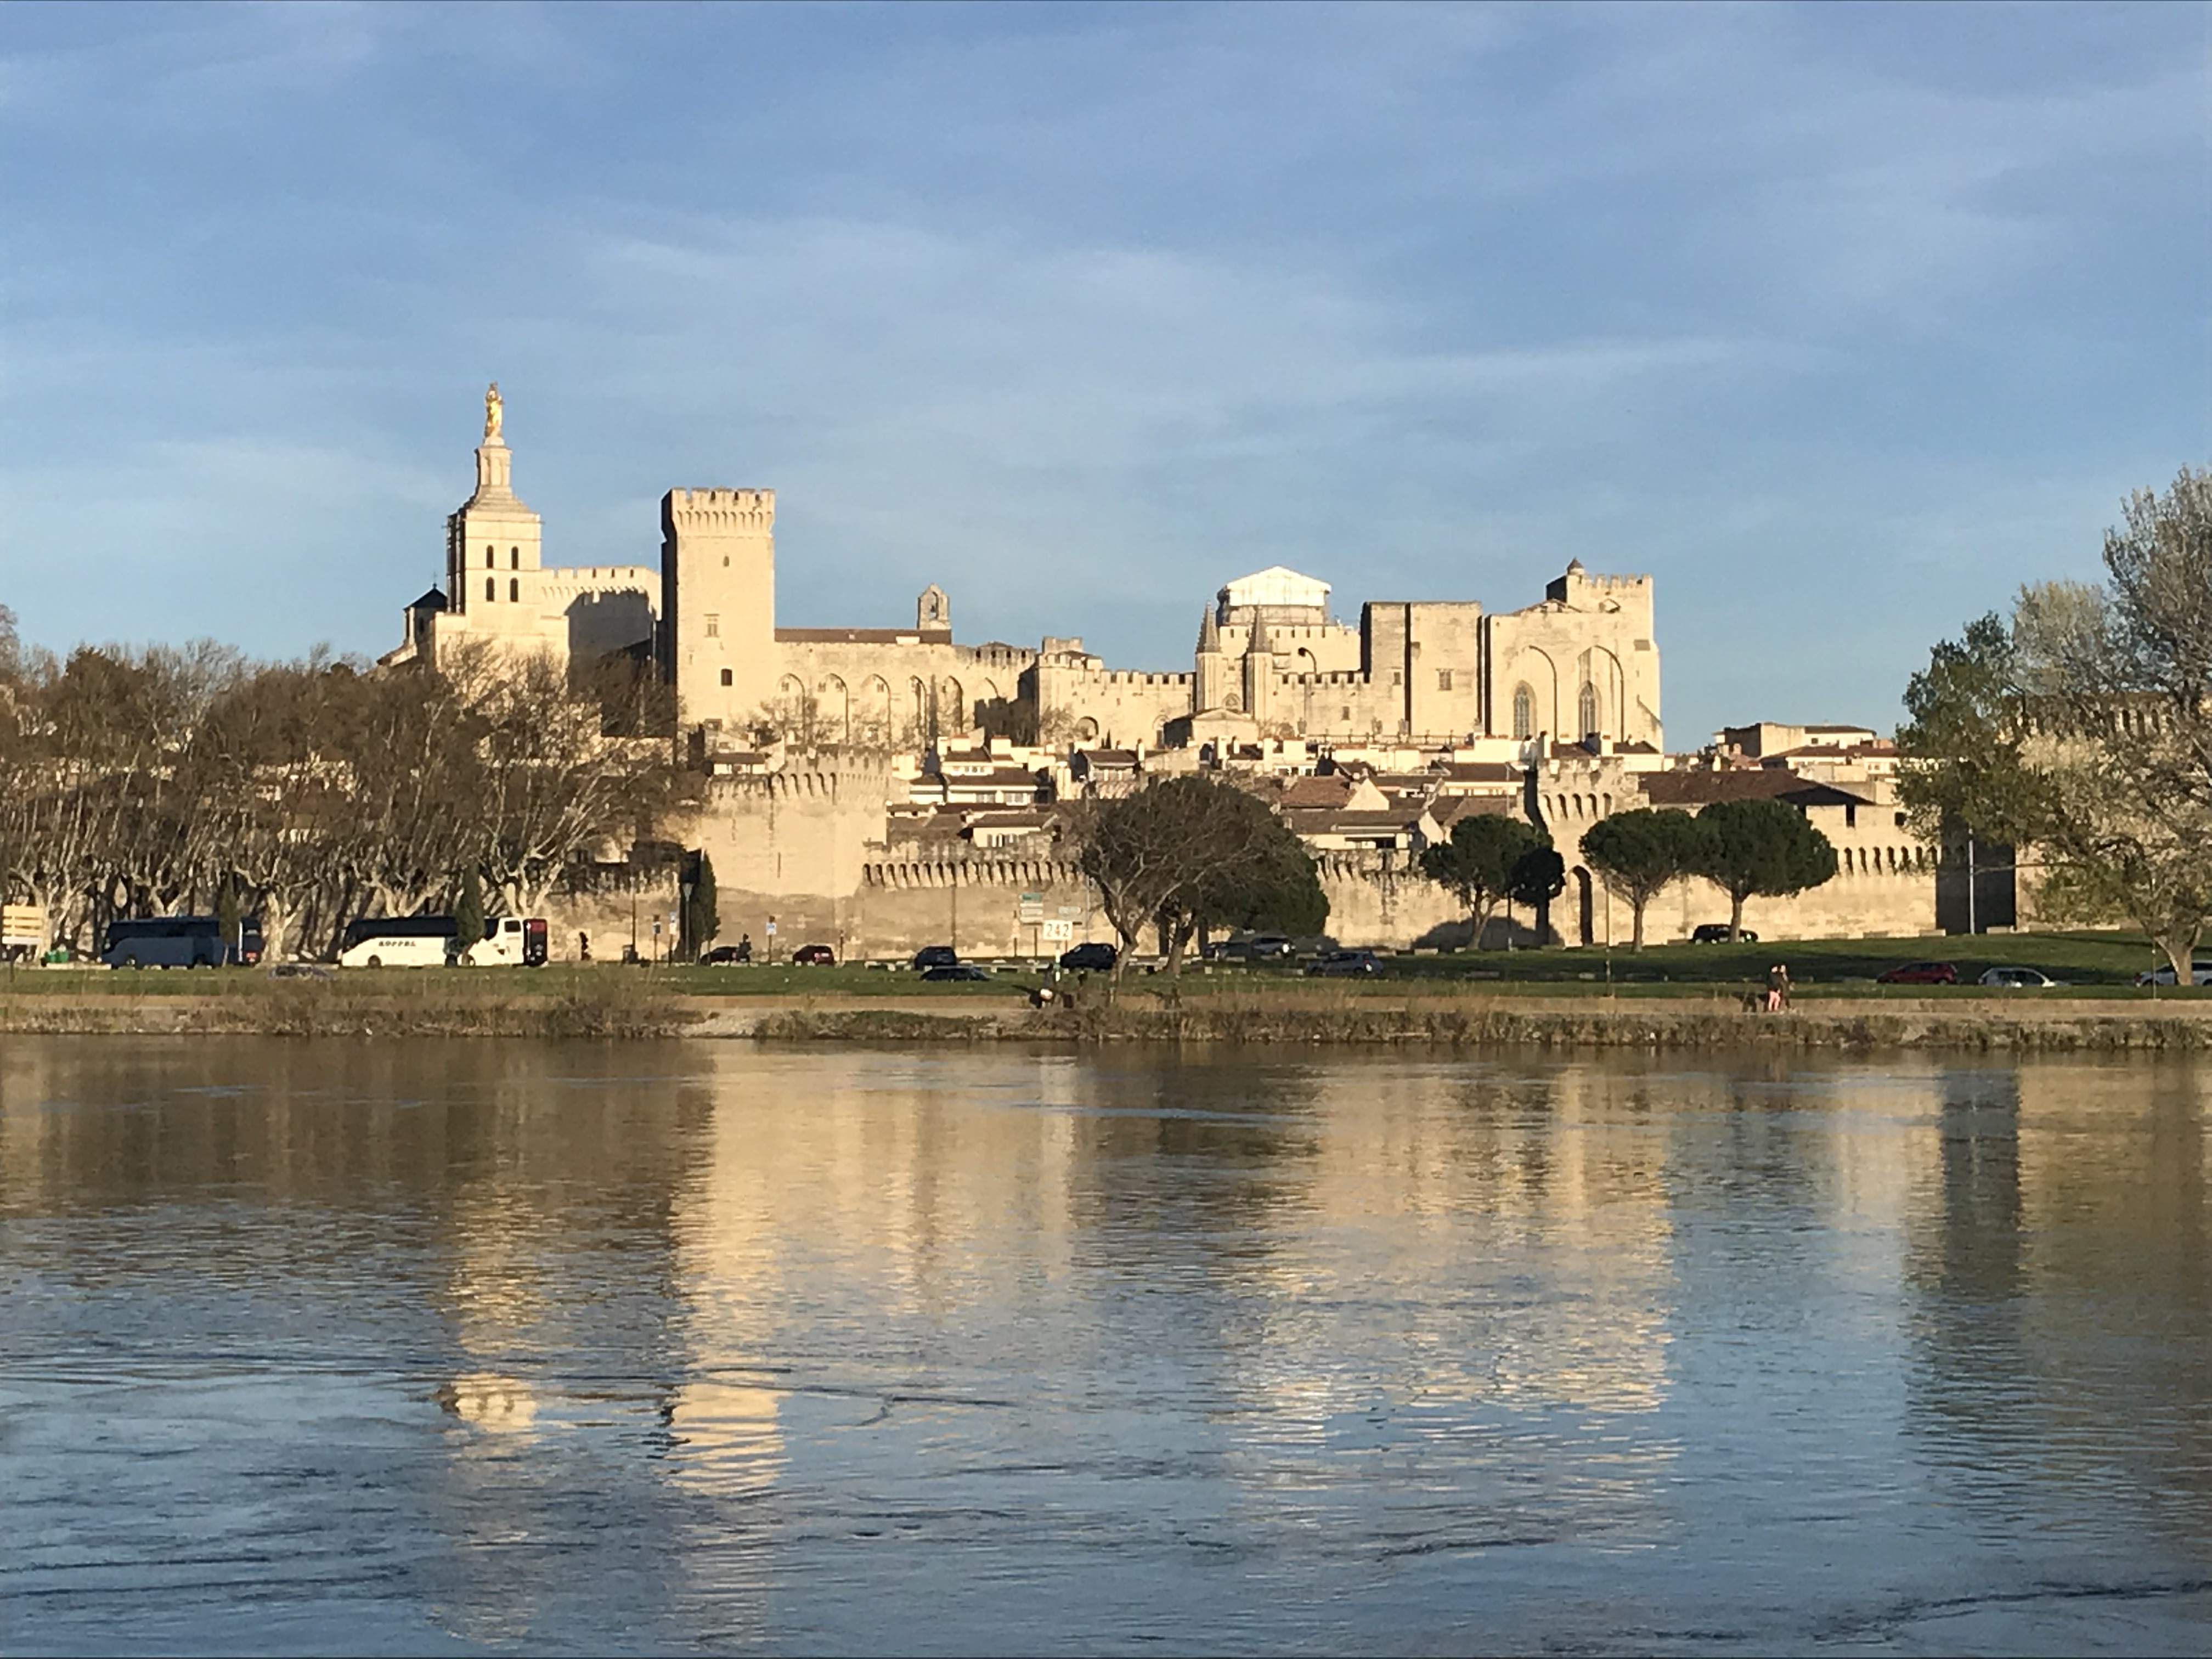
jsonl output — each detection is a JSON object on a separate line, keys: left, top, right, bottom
{"left": 4, "top": 929, "right": 2207, "bottom": 1047}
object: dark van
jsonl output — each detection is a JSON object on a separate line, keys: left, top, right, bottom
{"left": 103, "top": 916, "right": 262, "bottom": 969}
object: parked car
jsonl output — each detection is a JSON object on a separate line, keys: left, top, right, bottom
{"left": 1306, "top": 949, "right": 1383, "bottom": 978}
{"left": 1058, "top": 942, "right": 1118, "bottom": 972}
{"left": 1206, "top": 932, "right": 1295, "bottom": 962}
{"left": 922, "top": 963, "right": 991, "bottom": 982}
{"left": 699, "top": 945, "right": 748, "bottom": 966}
{"left": 791, "top": 943, "right": 836, "bottom": 966}
{"left": 1876, "top": 961, "right": 1959, "bottom": 985}
{"left": 912, "top": 945, "right": 961, "bottom": 970}
{"left": 2135, "top": 962, "right": 2212, "bottom": 986}
{"left": 1690, "top": 924, "right": 1758, "bottom": 944}
{"left": 1980, "top": 966, "right": 2063, "bottom": 988}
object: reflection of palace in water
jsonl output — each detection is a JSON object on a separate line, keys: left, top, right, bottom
{"left": 5, "top": 1040, "right": 2209, "bottom": 1618}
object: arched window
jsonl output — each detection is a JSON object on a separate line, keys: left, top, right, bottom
{"left": 484, "top": 577, "right": 495, "bottom": 601}
{"left": 1578, "top": 682, "right": 1599, "bottom": 740}
{"left": 720, "top": 668, "right": 733, "bottom": 687}
{"left": 509, "top": 578, "right": 519, "bottom": 601}
{"left": 485, "top": 547, "right": 494, "bottom": 569}
{"left": 1511, "top": 684, "right": 1535, "bottom": 741}
{"left": 510, "top": 548, "right": 520, "bottom": 569}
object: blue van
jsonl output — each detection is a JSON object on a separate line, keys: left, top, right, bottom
{"left": 103, "top": 916, "right": 263, "bottom": 969}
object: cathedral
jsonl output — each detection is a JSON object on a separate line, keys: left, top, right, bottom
{"left": 386, "top": 388, "right": 1663, "bottom": 758}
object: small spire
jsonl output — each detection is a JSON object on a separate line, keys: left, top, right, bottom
{"left": 1197, "top": 607, "right": 1220, "bottom": 653}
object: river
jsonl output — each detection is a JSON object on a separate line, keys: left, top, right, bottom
{"left": 3, "top": 1039, "right": 2207, "bottom": 1654}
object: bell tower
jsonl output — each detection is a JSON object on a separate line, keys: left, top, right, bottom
{"left": 443, "top": 382, "right": 545, "bottom": 636}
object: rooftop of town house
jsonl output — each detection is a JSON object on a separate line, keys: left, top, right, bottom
{"left": 1425, "top": 794, "right": 1515, "bottom": 827}
{"left": 1282, "top": 808, "right": 1426, "bottom": 832}
{"left": 1276, "top": 775, "right": 1357, "bottom": 809}
{"left": 1072, "top": 748, "right": 1142, "bottom": 769}
{"left": 1638, "top": 768, "right": 1876, "bottom": 809}
{"left": 1431, "top": 760, "right": 1522, "bottom": 781}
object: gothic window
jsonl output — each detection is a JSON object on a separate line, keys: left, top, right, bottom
{"left": 485, "top": 577, "right": 495, "bottom": 601}
{"left": 485, "top": 547, "right": 494, "bottom": 569}
{"left": 1511, "top": 684, "right": 1534, "bottom": 741}
{"left": 720, "top": 668, "right": 733, "bottom": 687}
{"left": 704, "top": 614, "right": 719, "bottom": 639}
{"left": 1578, "top": 682, "right": 1599, "bottom": 740}
{"left": 509, "top": 578, "right": 519, "bottom": 601}
{"left": 1437, "top": 670, "right": 1453, "bottom": 691}
{"left": 510, "top": 548, "right": 520, "bottom": 569}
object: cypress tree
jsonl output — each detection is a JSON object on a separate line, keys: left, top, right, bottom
{"left": 453, "top": 866, "right": 486, "bottom": 965}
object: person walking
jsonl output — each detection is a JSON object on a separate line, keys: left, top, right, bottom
{"left": 1766, "top": 962, "right": 1791, "bottom": 1013}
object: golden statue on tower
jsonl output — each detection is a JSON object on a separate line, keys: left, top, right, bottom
{"left": 484, "top": 381, "right": 504, "bottom": 441}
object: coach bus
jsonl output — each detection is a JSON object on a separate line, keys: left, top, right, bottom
{"left": 103, "top": 916, "right": 263, "bottom": 969}
{"left": 338, "top": 915, "right": 549, "bottom": 968}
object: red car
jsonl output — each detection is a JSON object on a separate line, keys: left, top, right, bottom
{"left": 1876, "top": 961, "right": 1958, "bottom": 985}
{"left": 791, "top": 943, "right": 836, "bottom": 966}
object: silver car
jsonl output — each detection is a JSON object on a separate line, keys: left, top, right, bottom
{"left": 1979, "top": 966, "right": 2063, "bottom": 988}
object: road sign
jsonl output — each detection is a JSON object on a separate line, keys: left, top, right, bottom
{"left": 1042, "top": 919, "right": 1074, "bottom": 942}
{"left": 1017, "top": 893, "right": 1045, "bottom": 924}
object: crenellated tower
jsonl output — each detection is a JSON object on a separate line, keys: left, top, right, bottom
{"left": 662, "top": 486, "right": 777, "bottom": 733}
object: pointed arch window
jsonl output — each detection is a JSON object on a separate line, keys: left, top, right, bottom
{"left": 1578, "top": 682, "right": 1599, "bottom": 740}
{"left": 509, "top": 578, "right": 519, "bottom": 601}
{"left": 485, "top": 547, "right": 495, "bottom": 569}
{"left": 485, "top": 577, "right": 495, "bottom": 601}
{"left": 510, "top": 548, "right": 520, "bottom": 569}
{"left": 1511, "top": 684, "right": 1535, "bottom": 741}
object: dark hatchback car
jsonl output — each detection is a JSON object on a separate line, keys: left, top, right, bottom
{"left": 1691, "top": 924, "right": 1758, "bottom": 944}
{"left": 1306, "top": 949, "right": 1383, "bottom": 978}
{"left": 791, "top": 943, "right": 836, "bottom": 966}
{"left": 1876, "top": 961, "right": 1959, "bottom": 985}
{"left": 912, "top": 945, "right": 960, "bottom": 970}
{"left": 700, "top": 945, "right": 748, "bottom": 966}
{"left": 1058, "top": 942, "right": 1118, "bottom": 972}
{"left": 922, "top": 963, "right": 991, "bottom": 983}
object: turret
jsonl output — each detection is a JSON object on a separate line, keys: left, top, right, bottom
{"left": 1243, "top": 616, "right": 1276, "bottom": 725}
{"left": 1194, "top": 606, "right": 1227, "bottom": 712}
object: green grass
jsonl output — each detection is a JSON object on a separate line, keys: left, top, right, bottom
{"left": 8, "top": 929, "right": 2202, "bottom": 1003}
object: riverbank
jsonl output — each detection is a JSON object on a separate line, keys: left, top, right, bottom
{"left": 6, "top": 977, "right": 2210, "bottom": 1049}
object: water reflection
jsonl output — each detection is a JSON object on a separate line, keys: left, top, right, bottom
{"left": 2, "top": 1040, "right": 2208, "bottom": 1654}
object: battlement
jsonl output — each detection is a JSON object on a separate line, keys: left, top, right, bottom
{"left": 664, "top": 488, "right": 776, "bottom": 532}
{"left": 1545, "top": 563, "right": 1651, "bottom": 605}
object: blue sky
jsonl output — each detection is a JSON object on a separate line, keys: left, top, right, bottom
{"left": 2, "top": 1, "right": 2205, "bottom": 743}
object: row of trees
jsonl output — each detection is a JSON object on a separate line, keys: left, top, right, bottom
{"left": 1898, "top": 467, "right": 2211, "bottom": 981}
{"left": 1070, "top": 776, "right": 1841, "bottom": 974}
{"left": 1417, "top": 798, "right": 1838, "bottom": 951}
{"left": 0, "top": 620, "right": 676, "bottom": 961}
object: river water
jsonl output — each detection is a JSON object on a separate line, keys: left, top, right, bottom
{"left": 2, "top": 1039, "right": 2207, "bottom": 1655}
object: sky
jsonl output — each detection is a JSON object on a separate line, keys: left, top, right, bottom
{"left": 1, "top": 1, "right": 2206, "bottom": 745}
